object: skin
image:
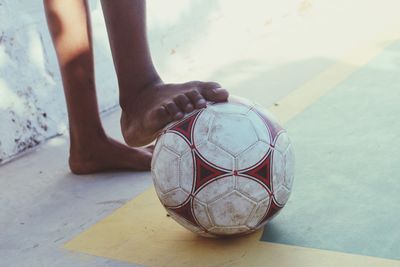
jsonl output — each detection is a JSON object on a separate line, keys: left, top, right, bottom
{"left": 43, "top": 0, "right": 229, "bottom": 174}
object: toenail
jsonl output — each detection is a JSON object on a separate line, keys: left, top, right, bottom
{"left": 185, "top": 104, "right": 194, "bottom": 110}
{"left": 197, "top": 99, "right": 206, "bottom": 106}
{"left": 175, "top": 112, "right": 184, "bottom": 119}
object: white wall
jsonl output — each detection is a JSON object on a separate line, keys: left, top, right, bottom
{"left": 0, "top": 0, "right": 118, "bottom": 163}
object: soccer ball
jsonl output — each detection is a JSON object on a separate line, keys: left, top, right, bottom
{"left": 151, "top": 99, "right": 295, "bottom": 237}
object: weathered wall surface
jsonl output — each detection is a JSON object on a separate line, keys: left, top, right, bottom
{"left": 0, "top": 0, "right": 119, "bottom": 163}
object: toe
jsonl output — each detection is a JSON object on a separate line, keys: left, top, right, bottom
{"left": 201, "top": 86, "right": 229, "bottom": 102}
{"left": 186, "top": 90, "right": 207, "bottom": 109}
{"left": 154, "top": 105, "right": 173, "bottom": 125}
{"left": 156, "top": 105, "right": 171, "bottom": 118}
{"left": 164, "top": 102, "right": 184, "bottom": 120}
{"left": 174, "top": 94, "right": 194, "bottom": 113}
{"left": 204, "top": 81, "right": 222, "bottom": 89}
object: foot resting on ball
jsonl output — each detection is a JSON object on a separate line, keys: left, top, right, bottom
{"left": 120, "top": 79, "right": 229, "bottom": 147}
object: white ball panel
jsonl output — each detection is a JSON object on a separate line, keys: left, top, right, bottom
{"left": 152, "top": 135, "right": 165, "bottom": 163}
{"left": 236, "top": 176, "right": 269, "bottom": 202}
{"left": 153, "top": 173, "right": 165, "bottom": 199}
{"left": 272, "top": 150, "right": 285, "bottom": 190}
{"left": 162, "top": 132, "right": 191, "bottom": 155}
{"left": 272, "top": 135, "right": 294, "bottom": 205}
{"left": 246, "top": 198, "right": 270, "bottom": 228}
{"left": 209, "top": 114, "right": 258, "bottom": 156}
{"left": 196, "top": 142, "right": 234, "bottom": 170}
{"left": 246, "top": 109, "right": 271, "bottom": 144}
{"left": 208, "top": 191, "right": 256, "bottom": 227}
{"left": 274, "top": 186, "right": 291, "bottom": 206}
{"left": 284, "top": 145, "right": 295, "bottom": 190}
{"left": 192, "top": 109, "right": 214, "bottom": 147}
{"left": 192, "top": 199, "right": 213, "bottom": 229}
{"left": 208, "top": 102, "right": 251, "bottom": 115}
{"left": 179, "top": 150, "right": 194, "bottom": 194}
{"left": 236, "top": 141, "right": 270, "bottom": 170}
{"left": 152, "top": 147, "right": 180, "bottom": 194}
{"left": 168, "top": 210, "right": 203, "bottom": 234}
{"left": 209, "top": 226, "right": 251, "bottom": 236}
{"left": 160, "top": 188, "right": 190, "bottom": 207}
{"left": 271, "top": 149, "right": 287, "bottom": 206}
{"left": 197, "top": 232, "right": 216, "bottom": 238}
{"left": 195, "top": 176, "right": 235, "bottom": 203}
{"left": 274, "top": 132, "right": 291, "bottom": 154}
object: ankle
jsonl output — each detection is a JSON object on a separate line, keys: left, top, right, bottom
{"left": 119, "top": 75, "right": 163, "bottom": 112}
{"left": 69, "top": 128, "right": 108, "bottom": 152}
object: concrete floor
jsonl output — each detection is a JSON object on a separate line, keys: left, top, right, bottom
{"left": 0, "top": 110, "right": 150, "bottom": 267}
{"left": 2, "top": 1, "right": 400, "bottom": 266}
{"left": 263, "top": 40, "right": 400, "bottom": 260}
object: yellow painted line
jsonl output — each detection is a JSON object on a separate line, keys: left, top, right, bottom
{"left": 271, "top": 24, "right": 400, "bottom": 124}
{"left": 64, "top": 25, "right": 400, "bottom": 267}
{"left": 65, "top": 188, "right": 400, "bottom": 267}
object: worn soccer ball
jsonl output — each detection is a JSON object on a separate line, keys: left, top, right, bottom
{"left": 151, "top": 99, "right": 295, "bottom": 237}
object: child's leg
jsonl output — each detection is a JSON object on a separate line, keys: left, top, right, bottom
{"left": 100, "top": 0, "right": 229, "bottom": 147}
{"left": 43, "top": 0, "right": 152, "bottom": 174}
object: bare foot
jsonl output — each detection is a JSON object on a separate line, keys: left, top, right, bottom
{"left": 69, "top": 134, "right": 153, "bottom": 174}
{"left": 120, "top": 80, "right": 229, "bottom": 147}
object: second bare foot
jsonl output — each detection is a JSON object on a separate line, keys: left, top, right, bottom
{"left": 69, "top": 134, "right": 153, "bottom": 174}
